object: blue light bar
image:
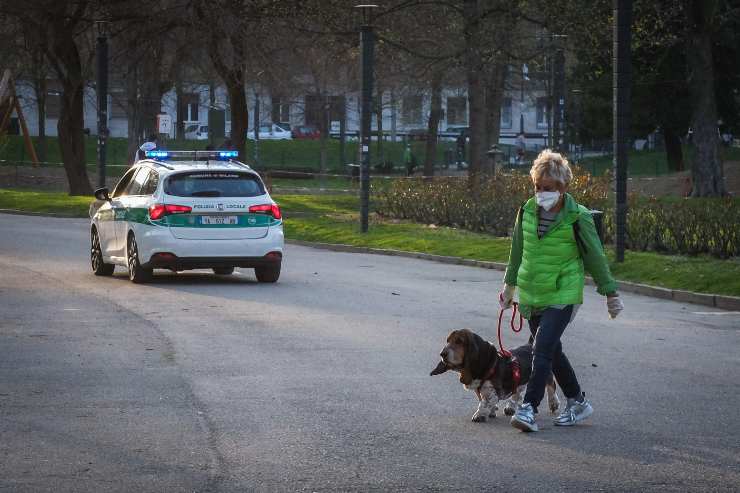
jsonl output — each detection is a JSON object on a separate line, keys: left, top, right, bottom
{"left": 145, "top": 150, "right": 170, "bottom": 159}
{"left": 143, "top": 150, "right": 240, "bottom": 161}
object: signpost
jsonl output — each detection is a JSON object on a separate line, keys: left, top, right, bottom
{"left": 356, "top": 4, "right": 378, "bottom": 233}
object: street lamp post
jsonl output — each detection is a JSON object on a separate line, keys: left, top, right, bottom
{"left": 613, "top": 0, "right": 632, "bottom": 262}
{"left": 519, "top": 64, "right": 527, "bottom": 135}
{"left": 356, "top": 4, "right": 377, "bottom": 233}
{"left": 571, "top": 88, "right": 583, "bottom": 160}
{"left": 254, "top": 89, "right": 260, "bottom": 166}
{"left": 96, "top": 21, "right": 109, "bottom": 189}
{"left": 551, "top": 35, "right": 567, "bottom": 152}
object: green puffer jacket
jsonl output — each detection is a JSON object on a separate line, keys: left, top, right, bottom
{"left": 504, "top": 193, "right": 617, "bottom": 319}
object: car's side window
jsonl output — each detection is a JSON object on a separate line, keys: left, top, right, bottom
{"left": 124, "top": 167, "right": 151, "bottom": 196}
{"left": 111, "top": 168, "right": 138, "bottom": 198}
{"left": 141, "top": 169, "right": 159, "bottom": 196}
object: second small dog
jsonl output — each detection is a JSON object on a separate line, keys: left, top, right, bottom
{"left": 431, "top": 328, "right": 560, "bottom": 422}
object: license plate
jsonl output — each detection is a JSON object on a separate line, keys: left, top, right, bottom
{"left": 201, "top": 215, "right": 238, "bottom": 225}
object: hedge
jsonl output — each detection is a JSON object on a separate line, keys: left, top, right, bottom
{"left": 602, "top": 197, "right": 740, "bottom": 258}
{"left": 374, "top": 168, "right": 610, "bottom": 237}
{"left": 375, "top": 171, "right": 738, "bottom": 258}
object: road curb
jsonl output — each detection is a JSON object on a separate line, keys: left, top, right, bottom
{"left": 287, "top": 239, "right": 740, "bottom": 311}
{"left": 1, "top": 211, "right": 736, "bottom": 311}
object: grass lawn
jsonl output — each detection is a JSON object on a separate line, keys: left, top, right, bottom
{"left": 579, "top": 145, "right": 740, "bottom": 176}
{"left": 0, "top": 135, "right": 454, "bottom": 173}
{"left": 1, "top": 187, "right": 739, "bottom": 297}
{"left": 0, "top": 188, "right": 93, "bottom": 217}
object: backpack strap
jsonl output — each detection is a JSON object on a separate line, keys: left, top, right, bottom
{"left": 572, "top": 213, "right": 588, "bottom": 256}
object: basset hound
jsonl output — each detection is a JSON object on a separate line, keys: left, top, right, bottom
{"left": 431, "top": 329, "right": 560, "bottom": 422}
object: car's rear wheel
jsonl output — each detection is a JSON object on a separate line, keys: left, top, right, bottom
{"left": 255, "top": 262, "right": 281, "bottom": 283}
{"left": 127, "top": 233, "right": 152, "bottom": 283}
{"left": 91, "top": 227, "right": 115, "bottom": 276}
{"left": 213, "top": 267, "right": 235, "bottom": 276}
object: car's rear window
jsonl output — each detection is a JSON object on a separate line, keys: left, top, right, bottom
{"left": 165, "top": 172, "right": 265, "bottom": 198}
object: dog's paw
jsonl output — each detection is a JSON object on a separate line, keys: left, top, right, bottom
{"left": 471, "top": 414, "right": 487, "bottom": 423}
{"left": 488, "top": 410, "right": 497, "bottom": 419}
{"left": 503, "top": 400, "right": 517, "bottom": 416}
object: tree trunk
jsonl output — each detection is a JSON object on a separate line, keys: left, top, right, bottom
{"left": 125, "top": 62, "right": 141, "bottom": 165}
{"left": 686, "top": 0, "right": 724, "bottom": 196}
{"left": 339, "top": 95, "right": 346, "bottom": 169}
{"left": 139, "top": 51, "right": 161, "bottom": 142}
{"left": 424, "top": 73, "right": 443, "bottom": 177}
{"left": 390, "top": 90, "right": 397, "bottom": 143}
{"left": 375, "top": 86, "right": 384, "bottom": 163}
{"left": 484, "top": 59, "right": 506, "bottom": 152}
{"left": 175, "top": 79, "right": 184, "bottom": 140}
{"left": 320, "top": 94, "right": 329, "bottom": 188}
{"left": 463, "top": 0, "right": 486, "bottom": 192}
{"left": 58, "top": 80, "right": 92, "bottom": 195}
{"left": 48, "top": 23, "right": 92, "bottom": 195}
{"left": 227, "top": 80, "right": 248, "bottom": 161}
{"left": 663, "top": 126, "right": 684, "bottom": 172}
{"left": 34, "top": 77, "right": 47, "bottom": 163}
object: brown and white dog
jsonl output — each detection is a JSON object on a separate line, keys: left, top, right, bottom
{"left": 431, "top": 329, "right": 560, "bottom": 422}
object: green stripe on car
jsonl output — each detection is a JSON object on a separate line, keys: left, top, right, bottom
{"left": 119, "top": 207, "right": 281, "bottom": 227}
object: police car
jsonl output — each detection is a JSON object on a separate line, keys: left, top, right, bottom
{"left": 90, "top": 150, "right": 283, "bottom": 283}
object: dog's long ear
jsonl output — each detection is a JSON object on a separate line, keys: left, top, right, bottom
{"left": 459, "top": 330, "right": 480, "bottom": 385}
{"left": 430, "top": 360, "right": 448, "bottom": 376}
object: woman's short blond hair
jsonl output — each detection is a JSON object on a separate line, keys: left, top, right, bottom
{"left": 530, "top": 149, "right": 573, "bottom": 185}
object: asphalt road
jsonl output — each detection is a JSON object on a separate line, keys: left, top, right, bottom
{"left": 1, "top": 213, "right": 739, "bottom": 492}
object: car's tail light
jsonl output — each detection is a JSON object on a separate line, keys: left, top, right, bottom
{"left": 149, "top": 204, "right": 192, "bottom": 220}
{"left": 249, "top": 203, "right": 281, "bottom": 220}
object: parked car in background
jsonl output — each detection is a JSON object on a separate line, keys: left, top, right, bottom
{"left": 407, "top": 128, "right": 428, "bottom": 141}
{"left": 184, "top": 124, "right": 208, "bottom": 141}
{"left": 247, "top": 123, "right": 292, "bottom": 140}
{"left": 292, "top": 124, "right": 321, "bottom": 140}
{"left": 442, "top": 126, "right": 470, "bottom": 141}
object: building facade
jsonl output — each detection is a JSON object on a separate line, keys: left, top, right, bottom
{"left": 15, "top": 80, "right": 551, "bottom": 149}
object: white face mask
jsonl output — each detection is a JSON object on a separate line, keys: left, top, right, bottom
{"left": 536, "top": 191, "right": 560, "bottom": 211}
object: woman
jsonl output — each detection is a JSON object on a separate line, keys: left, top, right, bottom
{"left": 499, "top": 149, "right": 624, "bottom": 432}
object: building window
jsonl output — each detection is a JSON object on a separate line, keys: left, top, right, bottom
{"left": 536, "top": 97, "right": 549, "bottom": 128}
{"left": 109, "top": 88, "right": 127, "bottom": 119}
{"left": 45, "top": 81, "right": 62, "bottom": 119}
{"left": 402, "top": 95, "right": 422, "bottom": 125}
{"left": 446, "top": 96, "right": 467, "bottom": 126}
{"left": 271, "top": 96, "right": 290, "bottom": 124}
{"left": 501, "top": 97, "right": 512, "bottom": 129}
{"left": 180, "top": 93, "right": 199, "bottom": 122}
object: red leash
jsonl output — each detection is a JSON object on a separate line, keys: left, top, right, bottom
{"left": 497, "top": 293, "right": 524, "bottom": 358}
{"left": 497, "top": 293, "right": 525, "bottom": 393}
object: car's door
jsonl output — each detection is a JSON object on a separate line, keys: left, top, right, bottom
{"left": 112, "top": 167, "right": 151, "bottom": 257}
{"left": 126, "top": 167, "right": 158, "bottom": 229}
{"left": 98, "top": 168, "right": 136, "bottom": 256}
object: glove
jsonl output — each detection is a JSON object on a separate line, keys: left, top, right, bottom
{"left": 607, "top": 294, "right": 624, "bottom": 319}
{"left": 499, "top": 284, "right": 516, "bottom": 310}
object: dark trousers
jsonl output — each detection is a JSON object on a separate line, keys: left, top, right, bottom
{"left": 523, "top": 305, "right": 582, "bottom": 413}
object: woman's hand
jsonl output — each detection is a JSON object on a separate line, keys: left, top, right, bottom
{"left": 607, "top": 293, "right": 624, "bottom": 319}
{"left": 499, "top": 284, "right": 516, "bottom": 310}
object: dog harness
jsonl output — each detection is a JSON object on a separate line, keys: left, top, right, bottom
{"left": 475, "top": 354, "right": 521, "bottom": 400}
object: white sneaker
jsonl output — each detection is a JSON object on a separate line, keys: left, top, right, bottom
{"left": 554, "top": 396, "right": 593, "bottom": 426}
{"left": 510, "top": 403, "right": 538, "bottom": 432}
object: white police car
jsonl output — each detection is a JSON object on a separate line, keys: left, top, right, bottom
{"left": 90, "top": 150, "right": 284, "bottom": 283}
